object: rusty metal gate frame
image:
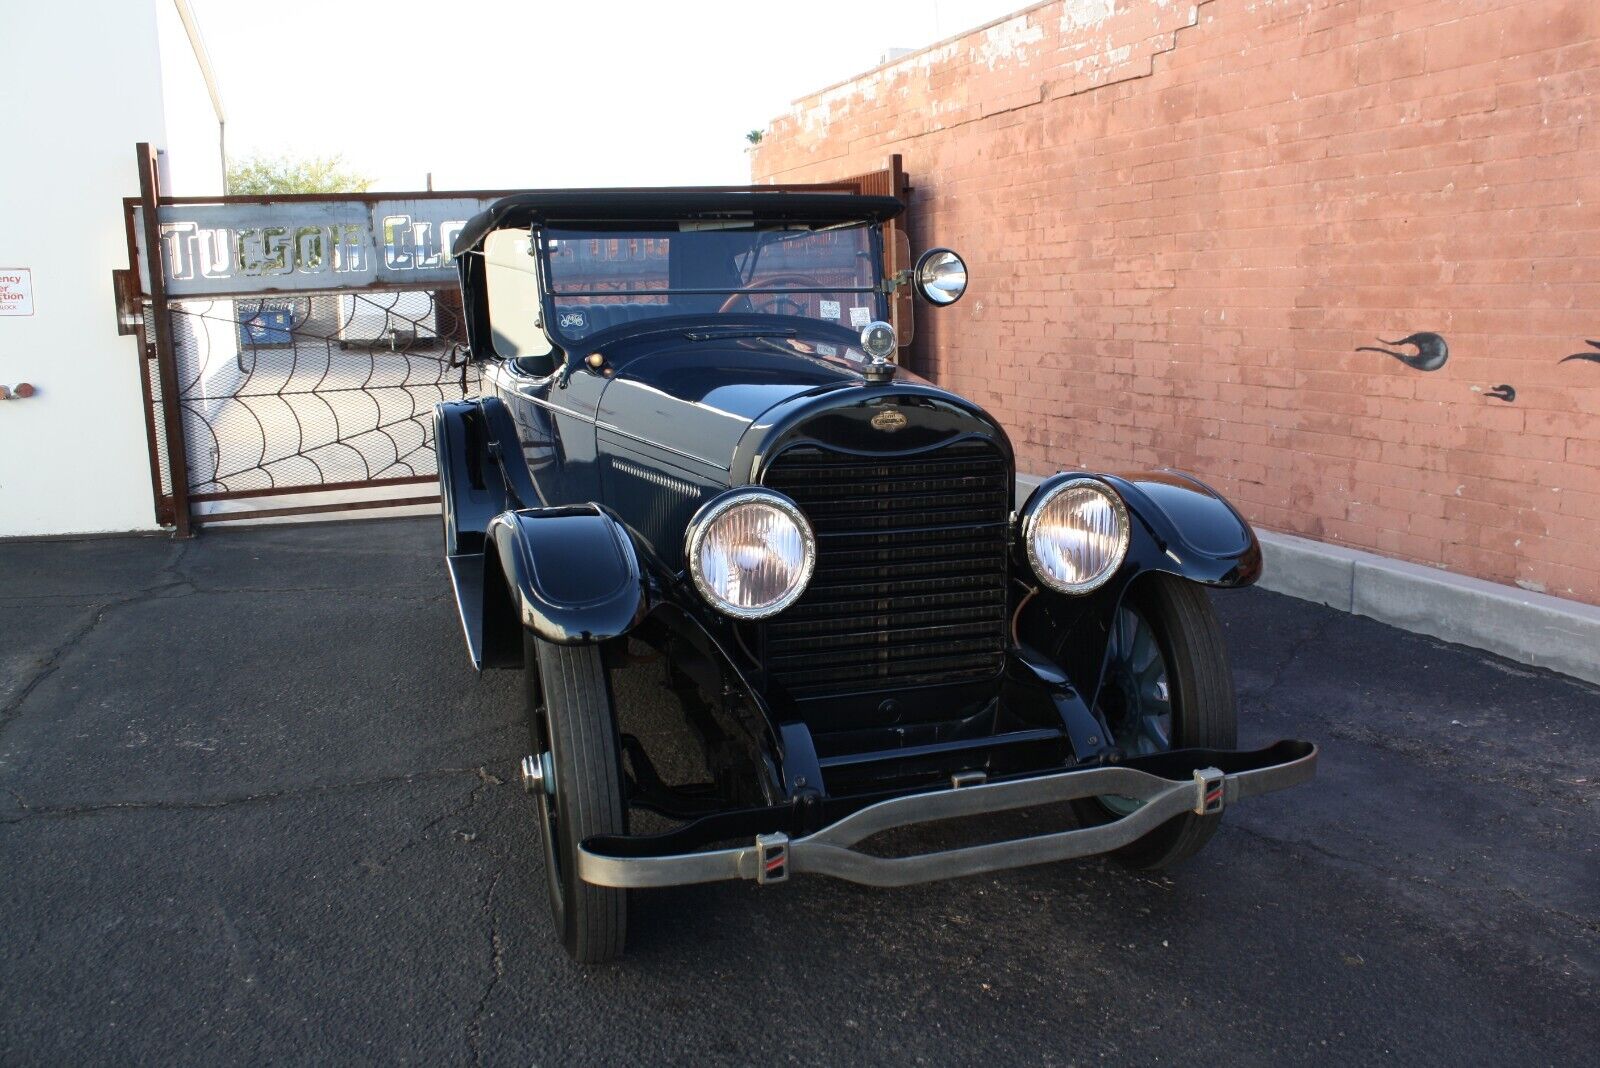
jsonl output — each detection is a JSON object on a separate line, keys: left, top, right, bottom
{"left": 117, "top": 144, "right": 909, "bottom": 534}
{"left": 117, "top": 143, "right": 524, "bottom": 532}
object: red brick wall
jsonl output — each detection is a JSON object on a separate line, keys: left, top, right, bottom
{"left": 752, "top": 0, "right": 1600, "bottom": 604}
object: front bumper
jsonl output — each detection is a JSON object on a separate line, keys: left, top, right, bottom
{"left": 578, "top": 740, "right": 1315, "bottom": 889}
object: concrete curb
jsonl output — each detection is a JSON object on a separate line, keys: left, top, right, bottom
{"left": 1016, "top": 473, "right": 1600, "bottom": 686}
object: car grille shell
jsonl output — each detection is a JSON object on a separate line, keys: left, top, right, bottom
{"left": 759, "top": 438, "right": 1011, "bottom": 701}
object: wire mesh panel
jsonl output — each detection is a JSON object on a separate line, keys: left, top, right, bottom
{"left": 125, "top": 186, "right": 515, "bottom": 527}
{"left": 166, "top": 288, "right": 475, "bottom": 503}
{"left": 141, "top": 340, "right": 176, "bottom": 520}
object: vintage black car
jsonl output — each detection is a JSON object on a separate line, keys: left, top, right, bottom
{"left": 436, "top": 189, "right": 1315, "bottom": 962}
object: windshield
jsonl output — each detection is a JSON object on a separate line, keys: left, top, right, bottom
{"left": 538, "top": 222, "right": 885, "bottom": 342}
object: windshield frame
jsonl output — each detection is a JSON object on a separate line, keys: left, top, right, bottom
{"left": 532, "top": 219, "right": 888, "bottom": 346}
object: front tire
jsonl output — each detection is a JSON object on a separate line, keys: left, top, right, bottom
{"left": 1072, "top": 574, "right": 1237, "bottom": 870}
{"left": 524, "top": 633, "right": 628, "bottom": 963}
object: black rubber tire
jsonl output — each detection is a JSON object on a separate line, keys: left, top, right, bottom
{"left": 525, "top": 633, "right": 628, "bottom": 963}
{"left": 1073, "top": 574, "right": 1238, "bottom": 871}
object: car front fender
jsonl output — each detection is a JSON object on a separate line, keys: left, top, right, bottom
{"left": 1020, "top": 470, "right": 1261, "bottom": 593}
{"left": 1013, "top": 470, "right": 1260, "bottom": 709}
{"left": 487, "top": 505, "right": 647, "bottom": 645}
{"left": 435, "top": 396, "right": 541, "bottom": 557}
{"left": 1100, "top": 471, "right": 1262, "bottom": 589}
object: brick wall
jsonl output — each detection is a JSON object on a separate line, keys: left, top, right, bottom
{"left": 752, "top": 0, "right": 1600, "bottom": 604}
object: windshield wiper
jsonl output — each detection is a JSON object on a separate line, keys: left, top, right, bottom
{"left": 751, "top": 336, "right": 803, "bottom": 358}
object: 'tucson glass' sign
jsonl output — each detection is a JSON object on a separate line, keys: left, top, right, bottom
{"left": 134, "top": 197, "right": 505, "bottom": 297}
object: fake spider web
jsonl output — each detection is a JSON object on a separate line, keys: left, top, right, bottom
{"left": 166, "top": 291, "right": 477, "bottom": 496}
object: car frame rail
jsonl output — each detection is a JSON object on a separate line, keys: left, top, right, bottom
{"left": 578, "top": 740, "right": 1316, "bottom": 889}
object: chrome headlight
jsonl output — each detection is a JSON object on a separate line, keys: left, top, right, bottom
{"left": 1023, "top": 477, "right": 1130, "bottom": 594}
{"left": 913, "top": 248, "right": 968, "bottom": 305}
{"left": 687, "top": 490, "right": 816, "bottom": 619}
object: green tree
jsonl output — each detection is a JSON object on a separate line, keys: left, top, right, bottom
{"left": 226, "top": 153, "right": 374, "bottom": 195}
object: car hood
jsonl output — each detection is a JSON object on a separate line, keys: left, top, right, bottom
{"left": 595, "top": 328, "right": 932, "bottom": 472}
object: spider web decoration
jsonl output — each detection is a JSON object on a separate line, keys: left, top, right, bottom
{"left": 166, "top": 290, "right": 477, "bottom": 496}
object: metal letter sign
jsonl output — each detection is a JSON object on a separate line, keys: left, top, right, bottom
{"left": 133, "top": 197, "right": 504, "bottom": 297}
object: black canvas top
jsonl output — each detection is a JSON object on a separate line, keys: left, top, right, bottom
{"left": 452, "top": 189, "right": 904, "bottom": 255}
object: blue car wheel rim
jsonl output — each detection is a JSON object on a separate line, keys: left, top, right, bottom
{"left": 1099, "top": 604, "right": 1174, "bottom": 816}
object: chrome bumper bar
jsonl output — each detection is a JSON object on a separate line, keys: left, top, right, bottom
{"left": 577, "top": 740, "right": 1316, "bottom": 889}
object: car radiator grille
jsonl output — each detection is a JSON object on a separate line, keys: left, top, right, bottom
{"left": 759, "top": 439, "right": 1011, "bottom": 700}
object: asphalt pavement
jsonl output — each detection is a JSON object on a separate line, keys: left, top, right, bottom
{"left": 1, "top": 518, "right": 1595, "bottom": 1065}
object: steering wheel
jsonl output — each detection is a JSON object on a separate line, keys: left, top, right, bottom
{"left": 717, "top": 274, "right": 829, "bottom": 316}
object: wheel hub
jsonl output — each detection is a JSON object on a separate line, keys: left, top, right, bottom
{"left": 521, "top": 751, "right": 555, "bottom": 796}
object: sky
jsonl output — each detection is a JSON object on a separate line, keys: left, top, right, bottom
{"left": 189, "top": 0, "right": 1029, "bottom": 190}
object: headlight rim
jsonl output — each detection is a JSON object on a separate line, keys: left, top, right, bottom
{"left": 686, "top": 488, "right": 816, "bottom": 620}
{"left": 913, "top": 247, "right": 969, "bottom": 306}
{"left": 1022, "top": 475, "right": 1131, "bottom": 595}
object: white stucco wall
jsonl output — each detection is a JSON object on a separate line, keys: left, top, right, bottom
{"left": 156, "top": 0, "right": 224, "bottom": 196}
{"left": 0, "top": 0, "right": 221, "bottom": 537}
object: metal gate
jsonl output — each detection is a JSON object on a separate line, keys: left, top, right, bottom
{"left": 118, "top": 143, "right": 519, "bottom": 532}
{"left": 118, "top": 145, "right": 911, "bottom": 533}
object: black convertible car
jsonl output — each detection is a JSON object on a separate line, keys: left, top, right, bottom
{"left": 435, "top": 189, "right": 1315, "bottom": 962}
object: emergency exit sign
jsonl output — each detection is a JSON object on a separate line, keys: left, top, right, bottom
{"left": 0, "top": 269, "right": 33, "bottom": 316}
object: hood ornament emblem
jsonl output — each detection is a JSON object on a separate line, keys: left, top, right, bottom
{"left": 871, "top": 408, "right": 908, "bottom": 432}
{"left": 860, "top": 320, "right": 898, "bottom": 383}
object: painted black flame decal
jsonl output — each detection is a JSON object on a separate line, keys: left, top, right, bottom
{"left": 1356, "top": 332, "right": 1449, "bottom": 371}
{"left": 1561, "top": 340, "right": 1600, "bottom": 365}
{"left": 1485, "top": 384, "right": 1516, "bottom": 403}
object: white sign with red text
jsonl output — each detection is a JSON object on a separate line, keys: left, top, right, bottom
{"left": 0, "top": 269, "right": 34, "bottom": 316}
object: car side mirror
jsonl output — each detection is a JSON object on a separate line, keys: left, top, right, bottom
{"left": 913, "top": 248, "right": 968, "bottom": 306}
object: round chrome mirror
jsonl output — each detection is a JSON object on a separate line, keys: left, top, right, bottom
{"left": 914, "top": 248, "right": 968, "bottom": 306}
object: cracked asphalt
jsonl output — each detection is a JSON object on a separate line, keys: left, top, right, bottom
{"left": 2, "top": 518, "right": 1596, "bottom": 1065}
